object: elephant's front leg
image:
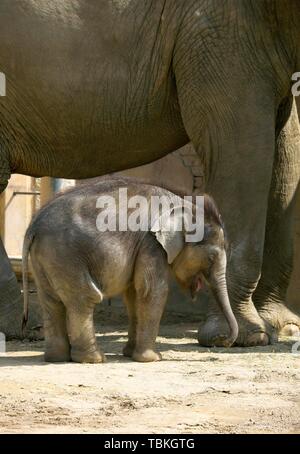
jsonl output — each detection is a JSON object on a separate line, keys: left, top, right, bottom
{"left": 198, "top": 129, "right": 276, "bottom": 347}
{"left": 253, "top": 98, "right": 300, "bottom": 336}
{"left": 175, "top": 64, "right": 279, "bottom": 345}
{"left": 132, "top": 289, "right": 168, "bottom": 363}
{"left": 130, "top": 240, "right": 169, "bottom": 362}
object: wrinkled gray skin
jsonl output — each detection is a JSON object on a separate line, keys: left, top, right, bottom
{"left": 22, "top": 178, "right": 238, "bottom": 363}
{"left": 1, "top": 0, "right": 300, "bottom": 345}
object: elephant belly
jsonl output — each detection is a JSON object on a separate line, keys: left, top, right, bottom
{"left": 0, "top": 0, "right": 188, "bottom": 179}
{"left": 1, "top": 84, "right": 187, "bottom": 179}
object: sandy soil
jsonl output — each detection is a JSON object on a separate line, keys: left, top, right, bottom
{"left": 0, "top": 323, "right": 299, "bottom": 434}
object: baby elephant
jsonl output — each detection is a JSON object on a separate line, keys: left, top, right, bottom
{"left": 22, "top": 177, "right": 238, "bottom": 363}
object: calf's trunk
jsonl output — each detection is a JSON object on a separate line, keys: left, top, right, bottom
{"left": 210, "top": 253, "right": 239, "bottom": 346}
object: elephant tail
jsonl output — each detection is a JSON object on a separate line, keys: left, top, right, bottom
{"left": 21, "top": 228, "right": 35, "bottom": 334}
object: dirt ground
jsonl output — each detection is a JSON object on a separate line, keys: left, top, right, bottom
{"left": 0, "top": 320, "right": 299, "bottom": 434}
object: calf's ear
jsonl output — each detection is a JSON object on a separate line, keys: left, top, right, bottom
{"left": 151, "top": 209, "right": 184, "bottom": 264}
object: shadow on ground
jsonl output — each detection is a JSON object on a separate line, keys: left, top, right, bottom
{"left": 1, "top": 321, "right": 298, "bottom": 367}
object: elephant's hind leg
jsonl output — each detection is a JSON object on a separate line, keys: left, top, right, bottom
{"left": 38, "top": 287, "right": 71, "bottom": 362}
{"left": 254, "top": 99, "right": 300, "bottom": 337}
{"left": 60, "top": 278, "right": 105, "bottom": 364}
{"left": 66, "top": 304, "right": 105, "bottom": 364}
{"left": 0, "top": 160, "right": 30, "bottom": 339}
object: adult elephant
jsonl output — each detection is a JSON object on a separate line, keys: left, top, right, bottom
{"left": 0, "top": 0, "right": 300, "bottom": 345}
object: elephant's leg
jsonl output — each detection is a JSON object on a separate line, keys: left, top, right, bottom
{"left": 296, "top": 97, "right": 300, "bottom": 129}
{"left": 287, "top": 182, "right": 300, "bottom": 323}
{"left": 175, "top": 65, "right": 278, "bottom": 345}
{"left": 0, "top": 234, "right": 43, "bottom": 339}
{"left": 196, "top": 127, "right": 275, "bottom": 346}
{"left": 38, "top": 257, "right": 104, "bottom": 363}
{"left": 0, "top": 170, "right": 42, "bottom": 339}
{"left": 0, "top": 164, "right": 22, "bottom": 338}
{"left": 131, "top": 241, "right": 169, "bottom": 362}
{"left": 0, "top": 236, "right": 23, "bottom": 338}
{"left": 123, "top": 285, "right": 137, "bottom": 358}
{"left": 197, "top": 138, "right": 277, "bottom": 348}
{"left": 38, "top": 288, "right": 71, "bottom": 362}
{"left": 132, "top": 289, "right": 167, "bottom": 362}
{"left": 253, "top": 99, "right": 300, "bottom": 336}
{"left": 66, "top": 302, "right": 105, "bottom": 364}
{"left": 0, "top": 183, "right": 23, "bottom": 338}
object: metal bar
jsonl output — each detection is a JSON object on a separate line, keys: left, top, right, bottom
{"left": 5, "top": 191, "right": 40, "bottom": 210}
{"left": 13, "top": 191, "right": 40, "bottom": 196}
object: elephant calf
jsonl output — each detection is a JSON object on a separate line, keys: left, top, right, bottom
{"left": 22, "top": 177, "right": 238, "bottom": 363}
